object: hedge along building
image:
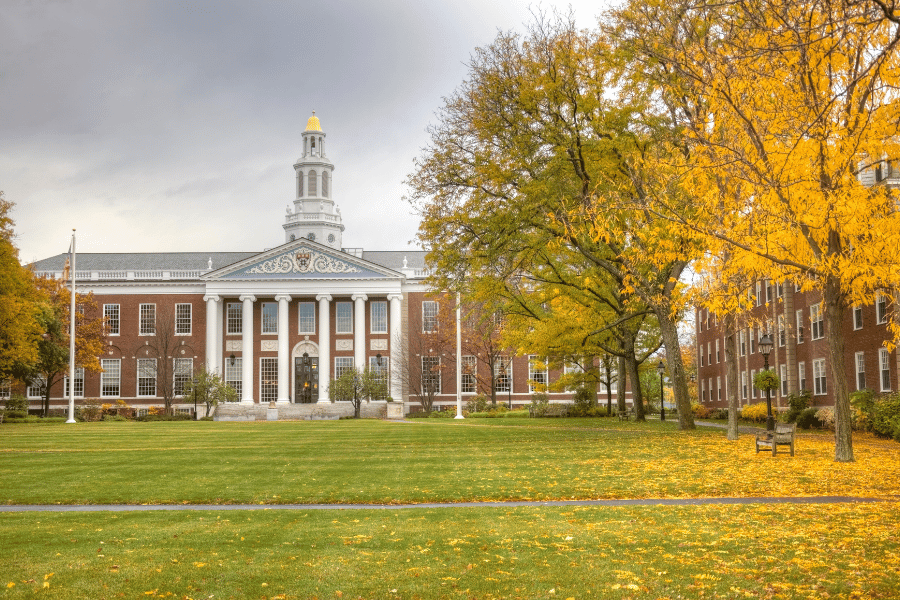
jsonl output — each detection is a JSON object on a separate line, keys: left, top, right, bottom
{"left": 25, "top": 113, "right": 628, "bottom": 416}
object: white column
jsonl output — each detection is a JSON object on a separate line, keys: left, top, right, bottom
{"left": 455, "top": 292, "right": 464, "bottom": 419}
{"left": 204, "top": 294, "right": 220, "bottom": 374}
{"left": 317, "top": 294, "right": 332, "bottom": 403}
{"left": 216, "top": 300, "right": 224, "bottom": 373}
{"left": 276, "top": 294, "right": 292, "bottom": 404}
{"left": 388, "top": 293, "right": 403, "bottom": 402}
{"left": 240, "top": 294, "right": 256, "bottom": 404}
{"left": 352, "top": 293, "right": 367, "bottom": 372}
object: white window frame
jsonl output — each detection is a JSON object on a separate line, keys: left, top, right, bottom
{"left": 137, "top": 358, "right": 157, "bottom": 397}
{"left": 370, "top": 301, "right": 388, "bottom": 334}
{"left": 173, "top": 358, "right": 193, "bottom": 397}
{"left": 225, "top": 357, "right": 242, "bottom": 398}
{"left": 422, "top": 356, "right": 441, "bottom": 394}
{"left": 298, "top": 302, "right": 316, "bottom": 334}
{"left": 494, "top": 356, "right": 512, "bottom": 393}
{"left": 336, "top": 302, "right": 353, "bottom": 335}
{"left": 528, "top": 356, "right": 547, "bottom": 393}
{"left": 741, "top": 371, "right": 747, "bottom": 400}
{"left": 876, "top": 291, "right": 888, "bottom": 325}
{"left": 63, "top": 367, "right": 85, "bottom": 399}
{"left": 798, "top": 361, "right": 806, "bottom": 393}
{"left": 334, "top": 356, "right": 354, "bottom": 379}
{"left": 422, "top": 301, "right": 438, "bottom": 333}
{"left": 813, "top": 358, "right": 827, "bottom": 396}
{"left": 880, "top": 348, "right": 891, "bottom": 392}
{"left": 750, "top": 369, "right": 756, "bottom": 398}
{"left": 714, "top": 339, "right": 720, "bottom": 363}
{"left": 139, "top": 303, "right": 156, "bottom": 335}
{"left": 780, "top": 364, "right": 787, "bottom": 397}
{"left": 101, "top": 359, "right": 121, "bottom": 397}
{"left": 811, "top": 303, "right": 824, "bottom": 340}
{"left": 739, "top": 331, "right": 746, "bottom": 356}
{"left": 261, "top": 302, "right": 278, "bottom": 335}
{"left": 796, "top": 309, "right": 805, "bottom": 344}
{"left": 27, "top": 375, "right": 46, "bottom": 399}
{"left": 260, "top": 357, "right": 278, "bottom": 403}
{"left": 855, "top": 352, "right": 866, "bottom": 391}
{"left": 701, "top": 379, "right": 706, "bottom": 402}
{"left": 226, "top": 303, "right": 242, "bottom": 335}
{"left": 104, "top": 304, "right": 120, "bottom": 336}
{"left": 461, "top": 355, "right": 477, "bottom": 394}
{"left": 175, "top": 303, "right": 192, "bottom": 335}
{"left": 755, "top": 281, "right": 762, "bottom": 306}
{"left": 716, "top": 376, "right": 721, "bottom": 401}
{"left": 853, "top": 305, "right": 863, "bottom": 330}
{"left": 0, "top": 379, "right": 10, "bottom": 399}
{"left": 778, "top": 315, "right": 786, "bottom": 347}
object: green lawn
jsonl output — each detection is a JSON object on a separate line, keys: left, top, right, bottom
{"left": 1, "top": 419, "right": 898, "bottom": 599}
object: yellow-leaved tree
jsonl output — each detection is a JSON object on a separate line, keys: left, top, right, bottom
{"left": 609, "top": 0, "right": 900, "bottom": 461}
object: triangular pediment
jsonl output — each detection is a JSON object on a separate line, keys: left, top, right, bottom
{"left": 201, "top": 239, "right": 400, "bottom": 280}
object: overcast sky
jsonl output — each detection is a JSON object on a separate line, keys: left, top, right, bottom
{"left": 2, "top": 0, "right": 611, "bottom": 265}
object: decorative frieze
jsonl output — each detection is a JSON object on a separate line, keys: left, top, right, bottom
{"left": 370, "top": 339, "right": 388, "bottom": 351}
{"left": 246, "top": 247, "right": 361, "bottom": 275}
{"left": 261, "top": 340, "right": 278, "bottom": 352}
{"left": 226, "top": 340, "right": 242, "bottom": 351}
{"left": 336, "top": 339, "right": 353, "bottom": 351}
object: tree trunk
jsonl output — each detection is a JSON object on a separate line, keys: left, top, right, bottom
{"left": 657, "top": 312, "right": 696, "bottom": 429}
{"left": 616, "top": 354, "right": 627, "bottom": 414}
{"left": 823, "top": 275, "right": 854, "bottom": 462}
{"left": 783, "top": 281, "right": 799, "bottom": 397}
{"left": 724, "top": 314, "right": 740, "bottom": 441}
{"left": 604, "top": 360, "right": 613, "bottom": 415}
{"left": 625, "top": 350, "right": 645, "bottom": 421}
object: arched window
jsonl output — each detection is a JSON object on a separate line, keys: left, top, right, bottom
{"left": 308, "top": 170, "right": 317, "bottom": 196}
{"left": 297, "top": 171, "right": 304, "bottom": 197}
{"left": 322, "top": 172, "right": 328, "bottom": 197}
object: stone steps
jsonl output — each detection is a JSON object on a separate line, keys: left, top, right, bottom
{"left": 213, "top": 401, "right": 395, "bottom": 421}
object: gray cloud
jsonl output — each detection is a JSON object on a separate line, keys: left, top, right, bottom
{"left": 2, "top": 0, "right": 609, "bottom": 264}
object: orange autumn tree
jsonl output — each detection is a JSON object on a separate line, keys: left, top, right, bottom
{"left": 609, "top": 0, "right": 900, "bottom": 460}
{"left": 16, "top": 277, "right": 107, "bottom": 416}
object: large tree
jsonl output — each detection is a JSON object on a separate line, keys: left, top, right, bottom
{"left": 15, "top": 277, "right": 106, "bottom": 417}
{"left": 0, "top": 193, "right": 43, "bottom": 379}
{"left": 609, "top": 0, "right": 900, "bottom": 460}
{"left": 408, "top": 13, "right": 699, "bottom": 428}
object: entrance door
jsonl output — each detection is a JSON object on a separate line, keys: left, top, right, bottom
{"left": 294, "top": 355, "right": 319, "bottom": 403}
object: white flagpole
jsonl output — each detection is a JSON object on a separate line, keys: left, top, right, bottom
{"left": 455, "top": 291, "right": 464, "bottom": 419}
{"left": 67, "top": 230, "right": 77, "bottom": 424}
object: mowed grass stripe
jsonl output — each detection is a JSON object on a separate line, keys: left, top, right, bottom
{"left": 1, "top": 420, "right": 898, "bottom": 505}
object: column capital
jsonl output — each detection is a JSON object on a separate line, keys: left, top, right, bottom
{"left": 351, "top": 293, "right": 368, "bottom": 302}
{"left": 316, "top": 293, "right": 333, "bottom": 303}
{"left": 239, "top": 294, "right": 257, "bottom": 302}
{"left": 387, "top": 293, "right": 403, "bottom": 302}
{"left": 275, "top": 294, "right": 293, "bottom": 303}
{"left": 203, "top": 294, "right": 221, "bottom": 302}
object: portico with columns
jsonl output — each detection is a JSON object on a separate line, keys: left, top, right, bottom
{"left": 200, "top": 238, "right": 405, "bottom": 405}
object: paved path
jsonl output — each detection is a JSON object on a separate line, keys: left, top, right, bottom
{"left": 0, "top": 496, "right": 891, "bottom": 513}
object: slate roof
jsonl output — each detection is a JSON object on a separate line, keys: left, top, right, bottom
{"left": 29, "top": 250, "right": 429, "bottom": 273}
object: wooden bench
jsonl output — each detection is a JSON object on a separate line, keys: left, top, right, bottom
{"left": 755, "top": 423, "right": 796, "bottom": 456}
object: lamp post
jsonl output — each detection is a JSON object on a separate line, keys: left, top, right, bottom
{"left": 759, "top": 333, "right": 775, "bottom": 431}
{"left": 192, "top": 377, "right": 198, "bottom": 420}
{"left": 656, "top": 361, "right": 666, "bottom": 422}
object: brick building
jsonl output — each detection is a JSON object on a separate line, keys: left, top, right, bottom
{"left": 20, "top": 114, "right": 619, "bottom": 415}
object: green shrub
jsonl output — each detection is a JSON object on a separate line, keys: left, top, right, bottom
{"left": 740, "top": 402, "right": 768, "bottom": 423}
{"left": 3, "top": 410, "right": 27, "bottom": 420}
{"left": 708, "top": 408, "right": 729, "bottom": 420}
{"left": 102, "top": 414, "right": 128, "bottom": 422}
{"left": 76, "top": 400, "right": 103, "bottom": 422}
{"left": 870, "top": 394, "right": 900, "bottom": 440}
{"left": 796, "top": 407, "right": 823, "bottom": 429}
{"left": 528, "top": 393, "right": 550, "bottom": 417}
{"left": 501, "top": 409, "right": 530, "bottom": 418}
{"left": 4, "top": 394, "right": 28, "bottom": 412}
{"left": 465, "top": 394, "right": 489, "bottom": 414}
{"left": 785, "top": 391, "right": 812, "bottom": 423}
{"left": 573, "top": 387, "right": 594, "bottom": 407}
{"left": 136, "top": 413, "right": 193, "bottom": 422}
{"left": 429, "top": 409, "right": 454, "bottom": 418}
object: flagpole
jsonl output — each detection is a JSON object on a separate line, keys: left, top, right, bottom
{"left": 67, "top": 230, "right": 77, "bottom": 424}
{"left": 455, "top": 291, "right": 464, "bottom": 419}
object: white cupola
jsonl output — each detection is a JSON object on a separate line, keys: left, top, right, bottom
{"left": 283, "top": 111, "right": 344, "bottom": 249}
